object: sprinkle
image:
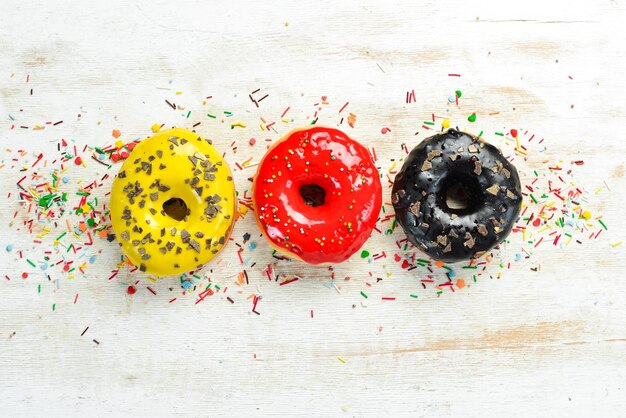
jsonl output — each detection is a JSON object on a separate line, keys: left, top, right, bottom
{"left": 279, "top": 277, "right": 299, "bottom": 286}
{"left": 598, "top": 219, "right": 608, "bottom": 230}
{"left": 338, "top": 357, "right": 346, "bottom": 363}
{"left": 360, "top": 291, "right": 368, "bottom": 299}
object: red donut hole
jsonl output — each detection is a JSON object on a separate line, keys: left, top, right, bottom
{"left": 299, "top": 184, "right": 326, "bottom": 207}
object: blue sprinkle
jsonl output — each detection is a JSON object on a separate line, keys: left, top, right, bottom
{"left": 515, "top": 253, "right": 522, "bottom": 262}
{"left": 448, "top": 95, "right": 456, "bottom": 103}
{"left": 89, "top": 256, "right": 96, "bottom": 264}
{"left": 249, "top": 242, "right": 257, "bottom": 251}
{"left": 181, "top": 280, "right": 193, "bottom": 290}
{"left": 98, "top": 153, "right": 106, "bottom": 160}
{"left": 448, "top": 270, "right": 456, "bottom": 278}
{"left": 62, "top": 176, "right": 70, "bottom": 183}
{"left": 6, "top": 244, "right": 13, "bottom": 252}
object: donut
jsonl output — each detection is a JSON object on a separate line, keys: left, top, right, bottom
{"left": 110, "top": 128, "right": 236, "bottom": 276}
{"left": 392, "top": 128, "right": 522, "bottom": 262}
{"left": 252, "top": 126, "right": 382, "bottom": 264}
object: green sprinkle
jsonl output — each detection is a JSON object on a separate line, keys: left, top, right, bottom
{"left": 410, "top": 294, "right": 418, "bottom": 299}
{"left": 462, "top": 265, "right": 478, "bottom": 269}
{"left": 38, "top": 284, "right": 41, "bottom": 293}
{"left": 530, "top": 194, "right": 538, "bottom": 203}
{"left": 467, "top": 113, "right": 476, "bottom": 122}
{"left": 360, "top": 250, "right": 370, "bottom": 258}
{"left": 186, "top": 111, "right": 191, "bottom": 118}
{"left": 360, "top": 291, "right": 368, "bottom": 299}
{"left": 223, "top": 111, "right": 232, "bottom": 115}
{"left": 215, "top": 285, "right": 220, "bottom": 290}
{"left": 423, "top": 121, "right": 435, "bottom": 126}
{"left": 478, "top": 130, "right": 483, "bottom": 138}
{"left": 52, "top": 304, "right": 56, "bottom": 311}
{"left": 56, "top": 232, "right": 67, "bottom": 241}
{"left": 207, "top": 113, "right": 216, "bottom": 119}
{"left": 26, "top": 259, "right": 36, "bottom": 267}
{"left": 495, "top": 132, "right": 504, "bottom": 136}
{"left": 473, "top": 275, "right": 477, "bottom": 282}
{"left": 534, "top": 170, "right": 539, "bottom": 177}
{"left": 455, "top": 90, "right": 462, "bottom": 98}
{"left": 599, "top": 219, "right": 608, "bottom": 230}
{"left": 441, "top": 265, "right": 452, "bottom": 272}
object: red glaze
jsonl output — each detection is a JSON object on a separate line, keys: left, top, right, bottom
{"left": 253, "top": 126, "right": 382, "bottom": 264}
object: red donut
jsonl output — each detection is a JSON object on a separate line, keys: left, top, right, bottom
{"left": 252, "top": 126, "right": 382, "bottom": 264}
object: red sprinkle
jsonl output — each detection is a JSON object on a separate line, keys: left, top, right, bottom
{"left": 127, "top": 286, "right": 136, "bottom": 295}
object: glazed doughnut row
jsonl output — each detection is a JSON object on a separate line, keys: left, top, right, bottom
{"left": 110, "top": 127, "right": 522, "bottom": 276}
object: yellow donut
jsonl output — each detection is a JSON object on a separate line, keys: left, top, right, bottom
{"left": 110, "top": 128, "right": 236, "bottom": 276}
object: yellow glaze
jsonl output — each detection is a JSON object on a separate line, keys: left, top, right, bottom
{"left": 110, "top": 128, "right": 236, "bottom": 276}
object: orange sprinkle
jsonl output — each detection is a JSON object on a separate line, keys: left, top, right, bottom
{"left": 434, "top": 260, "right": 444, "bottom": 268}
{"left": 456, "top": 279, "right": 466, "bottom": 288}
{"left": 112, "top": 129, "right": 121, "bottom": 138}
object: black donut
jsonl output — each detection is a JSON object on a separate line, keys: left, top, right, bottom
{"left": 392, "top": 128, "right": 522, "bottom": 262}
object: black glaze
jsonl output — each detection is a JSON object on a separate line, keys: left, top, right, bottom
{"left": 392, "top": 128, "right": 522, "bottom": 262}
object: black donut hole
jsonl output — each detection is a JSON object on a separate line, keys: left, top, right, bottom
{"left": 439, "top": 174, "right": 484, "bottom": 215}
{"left": 299, "top": 184, "right": 326, "bottom": 207}
{"left": 162, "top": 197, "right": 189, "bottom": 221}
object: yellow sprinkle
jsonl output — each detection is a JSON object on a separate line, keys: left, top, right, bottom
{"left": 239, "top": 205, "right": 249, "bottom": 216}
{"left": 581, "top": 210, "right": 592, "bottom": 219}
{"left": 145, "top": 277, "right": 157, "bottom": 283}
{"left": 151, "top": 123, "right": 161, "bottom": 133}
{"left": 259, "top": 124, "right": 265, "bottom": 131}
{"left": 611, "top": 241, "right": 622, "bottom": 247}
{"left": 115, "top": 140, "right": 124, "bottom": 149}
{"left": 281, "top": 119, "right": 290, "bottom": 123}
{"left": 176, "top": 91, "right": 182, "bottom": 95}
{"left": 442, "top": 119, "right": 450, "bottom": 129}
{"left": 81, "top": 204, "right": 91, "bottom": 213}
{"left": 231, "top": 122, "right": 246, "bottom": 129}
{"left": 388, "top": 161, "right": 396, "bottom": 172}
{"left": 338, "top": 357, "right": 346, "bottom": 363}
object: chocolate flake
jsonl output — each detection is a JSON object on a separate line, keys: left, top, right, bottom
{"left": 486, "top": 184, "right": 500, "bottom": 195}
{"left": 474, "top": 161, "right": 482, "bottom": 175}
{"left": 409, "top": 201, "right": 421, "bottom": 216}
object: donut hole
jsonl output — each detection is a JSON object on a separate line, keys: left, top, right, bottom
{"left": 441, "top": 175, "right": 484, "bottom": 214}
{"left": 299, "top": 184, "right": 326, "bottom": 207}
{"left": 162, "top": 197, "right": 189, "bottom": 221}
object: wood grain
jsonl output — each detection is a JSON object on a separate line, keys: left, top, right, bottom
{"left": 1, "top": 0, "right": 625, "bottom": 417}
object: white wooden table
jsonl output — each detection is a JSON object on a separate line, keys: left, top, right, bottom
{"left": 1, "top": 1, "right": 625, "bottom": 416}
